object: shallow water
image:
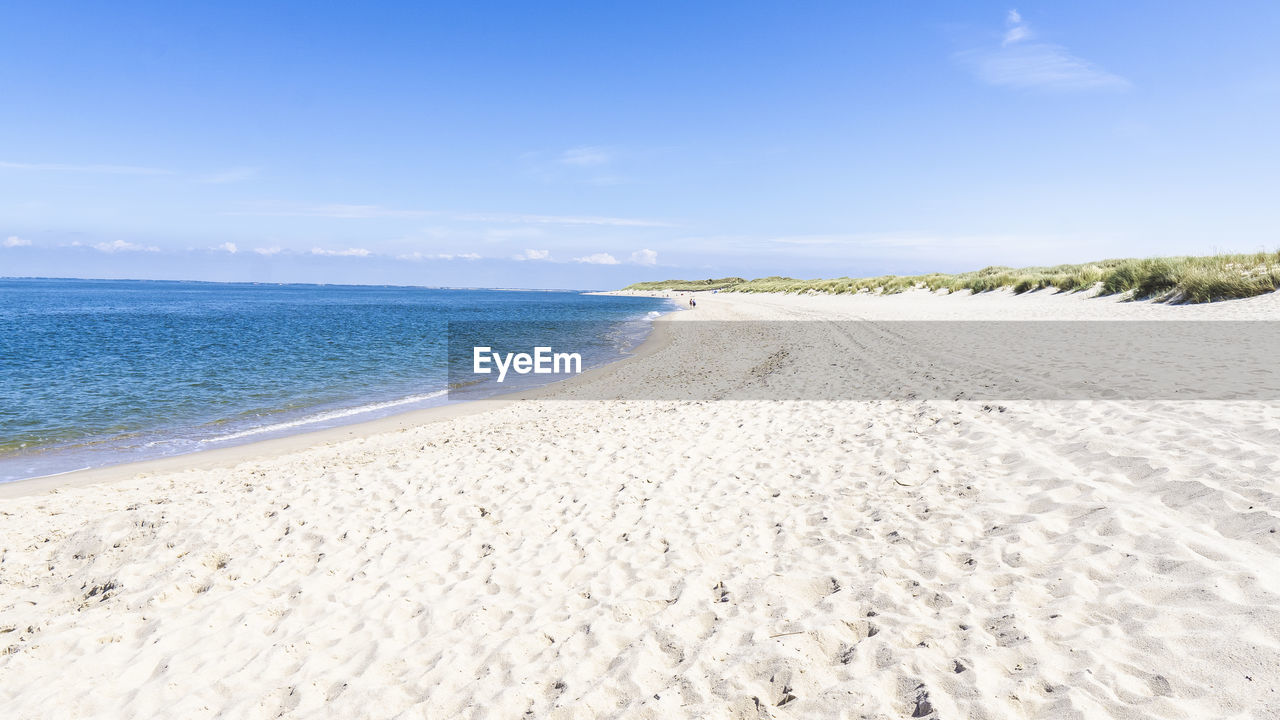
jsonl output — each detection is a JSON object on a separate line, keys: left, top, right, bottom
{"left": 0, "top": 278, "right": 670, "bottom": 482}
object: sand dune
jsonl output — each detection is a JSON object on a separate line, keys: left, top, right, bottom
{"left": 3, "top": 288, "right": 1280, "bottom": 719}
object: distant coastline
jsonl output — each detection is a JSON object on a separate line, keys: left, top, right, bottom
{"left": 0, "top": 275, "right": 600, "bottom": 293}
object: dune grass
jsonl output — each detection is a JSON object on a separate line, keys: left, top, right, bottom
{"left": 622, "top": 252, "right": 1280, "bottom": 303}
{"left": 622, "top": 277, "right": 746, "bottom": 292}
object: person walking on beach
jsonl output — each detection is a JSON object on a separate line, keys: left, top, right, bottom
{"left": 689, "top": 297, "right": 696, "bottom": 308}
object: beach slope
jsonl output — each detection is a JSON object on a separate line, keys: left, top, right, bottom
{"left": 2, "top": 289, "right": 1279, "bottom": 719}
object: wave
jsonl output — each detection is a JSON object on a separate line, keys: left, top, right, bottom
{"left": 200, "top": 389, "right": 450, "bottom": 444}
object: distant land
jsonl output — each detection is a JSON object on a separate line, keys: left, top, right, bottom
{"left": 623, "top": 252, "right": 1280, "bottom": 304}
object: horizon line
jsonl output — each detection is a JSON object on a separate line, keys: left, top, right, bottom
{"left": 0, "top": 275, "right": 612, "bottom": 293}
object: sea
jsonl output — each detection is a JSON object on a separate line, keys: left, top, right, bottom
{"left": 0, "top": 278, "right": 672, "bottom": 483}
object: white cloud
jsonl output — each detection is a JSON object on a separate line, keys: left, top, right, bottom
{"left": 0, "top": 161, "right": 171, "bottom": 175}
{"left": 310, "top": 247, "right": 372, "bottom": 257}
{"left": 1003, "top": 9, "right": 1031, "bottom": 45}
{"left": 93, "top": 240, "right": 160, "bottom": 253}
{"left": 629, "top": 248, "right": 658, "bottom": 266}
{"left": 573, "top": 253, "right": 621, "bottom": 265}
{"left": 958, "top": 11, "right": 1128, "bottom": 91}
{"left": 513, "top": 248, "right": 551, "bottom": 261}
{"left": 559, "top": 146, "right": 612, "bottom": 167}
{"left": 398, "top": 251, "right": 482, "bottom": 261}
{"left": 969, "top": 46, "right": 1128, "bottom": 90}
{"left": 199, "top": 167, "right": 259, "bottom": 184}
{"left": 3, "top": 235, "right": 31, "bottom": 248}
{"left": 214, "top": 242, "right": 238, "bottom": 254}
{"left": 253, "top": 246, "right": 283, "bottom": 256}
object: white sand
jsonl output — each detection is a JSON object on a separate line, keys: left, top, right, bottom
{"left": 3, "top": 288, "right": 1280, "bottom": 719}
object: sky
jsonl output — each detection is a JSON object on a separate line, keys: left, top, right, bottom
{"left": 2, "top": 1, "right": 1279, "bottom": 289}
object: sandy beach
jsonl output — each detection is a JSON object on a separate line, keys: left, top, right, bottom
{"left": 3, "top": 288, "right": 1280, "bottom": 719}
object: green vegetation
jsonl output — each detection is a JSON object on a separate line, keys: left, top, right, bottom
{"left": 622, "top": 277, "right": 746, "bottom": 292}
{"left": 622, "top": 252, "right": 1280, "bottom": 304}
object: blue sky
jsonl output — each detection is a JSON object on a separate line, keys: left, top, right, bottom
{"left": 2, "top": 1, "right": 1278, "bottom": 288}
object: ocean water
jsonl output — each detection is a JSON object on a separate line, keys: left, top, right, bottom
{"left": 0, "top": 278, "right": 671, "bottom": 483}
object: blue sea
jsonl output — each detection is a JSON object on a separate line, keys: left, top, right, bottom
{"left": 0, "top": 278, "right": 672, "bottom": 483}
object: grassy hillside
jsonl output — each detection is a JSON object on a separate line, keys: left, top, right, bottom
{"left": 622, "top": 252, "right": 1280, "bottom": 303}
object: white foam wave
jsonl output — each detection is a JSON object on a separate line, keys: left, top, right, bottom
{"left": 22, "top": 465, "right": 93, "bottom": 480}
{"left": 200, "top": 389, "right": 449, "bottom": 444}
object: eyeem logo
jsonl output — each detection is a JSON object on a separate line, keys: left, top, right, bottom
{"left": 473, "top": 346, "right": 583, "bottom": 382}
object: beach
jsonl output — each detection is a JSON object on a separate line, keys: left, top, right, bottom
{"left": 3, "top": 288, "right": 1279, "bottom": 719}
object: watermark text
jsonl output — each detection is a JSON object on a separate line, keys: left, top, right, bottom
{"left": 472, "top": 346, "right": 583, "bottom": 382}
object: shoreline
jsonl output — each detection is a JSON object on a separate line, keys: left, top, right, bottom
{"left": 7, "top": 284, "right": 1276, "bottom": 498}
{"left": 0, "top": 305, "right": 679, "bottom": 499}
